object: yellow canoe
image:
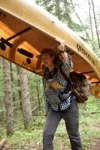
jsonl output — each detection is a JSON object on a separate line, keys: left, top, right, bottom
{"left": 0, "top": 0, "right": 100, "bottom": 98}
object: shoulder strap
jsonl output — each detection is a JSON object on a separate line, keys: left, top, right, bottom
{"left": 59, "top": 66, "right": 70, "bottom": 81}
{"left": 59, "top": 66, "right": 74, "bottom": 89}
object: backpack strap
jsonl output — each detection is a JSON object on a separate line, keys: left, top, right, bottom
{"left": 59, "top": 66, "right": 70, "bottom": 81}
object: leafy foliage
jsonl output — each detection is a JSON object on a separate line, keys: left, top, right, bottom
{"left": 35, "top": 0, "right": 83, "bottom": 31}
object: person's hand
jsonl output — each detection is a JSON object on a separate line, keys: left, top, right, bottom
{"left": 55, "top": 36, "right": 69, "bottom": 62}
{"left": 55, "top": 37, "right": 65, "bottom": 51}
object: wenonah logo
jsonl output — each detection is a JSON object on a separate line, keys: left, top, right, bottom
{"left": 77, "top": 44, "right": 96, "bottom": 66}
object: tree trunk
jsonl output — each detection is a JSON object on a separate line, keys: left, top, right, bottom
{"left": 17, "top": 66, "right": 22, "bottom": 110}
{"left": 10, "top": 63, "right": 16, "bottom": 104}
{"left": 70, "top": 0, "right": 89, "bottom": 36}
{"left": 88, "top": 0, "right": 94, "bottom": 40}
{"left": 87, "top": 0, "right": 96, "bottom": 50}
{"left": 36, "top": 77, "right": 41, "bottom": 110}
{"left": 91, "top": 0, "right": 100, "bottom": 48}
{"left": 19, "top": 67, "right": 32, "bottom": 129}
{"left": 70, "top": 0, "right": 96, "bottom": 49}
{"left": 3, "top": 59, "right": 14, "bottom": 135}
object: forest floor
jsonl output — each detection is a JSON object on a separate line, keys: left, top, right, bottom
{"left": 1, "top": 101, "right": 100, "bottom": 150}
{"left": 1, "top": 138, "right": 100, "bottom": 150}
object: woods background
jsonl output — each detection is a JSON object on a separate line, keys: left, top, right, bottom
{"left": 0, "top": 0, "right": 100, "bottom": 149}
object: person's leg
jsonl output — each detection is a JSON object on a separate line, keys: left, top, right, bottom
{"left": 43, "top": 109, "right": 61, "bottom": 150}
{"left": 63, "top": 98, "right": 82, "bottom": 150}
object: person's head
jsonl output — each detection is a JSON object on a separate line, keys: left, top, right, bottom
{"left": 37, "top": 48, "right": 56, "bottom": 70}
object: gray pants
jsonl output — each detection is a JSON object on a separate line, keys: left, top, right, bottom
{"left": 43, "top": 99, "right": 82, "bottom": 150}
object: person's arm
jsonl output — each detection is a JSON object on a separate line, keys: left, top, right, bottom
{"left": 55, "top": 37, "right": 73, "bottom": 77}
{"left": 55, "top": 37, "right": 69, "bottom": 63}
